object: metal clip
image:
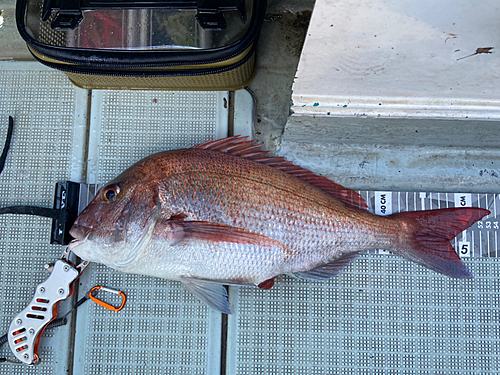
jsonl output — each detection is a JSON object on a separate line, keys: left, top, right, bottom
{"left": 89, "top": 286, "right": 126, "bottom": 312}
{"left": 7, "top": 246, "right": 89, "bottom": 365}
{"left": 60, "top": 244, "right": 90, "bottom": 272}
{"left": 7, "top": 259, "right": 79, "bottom": 365}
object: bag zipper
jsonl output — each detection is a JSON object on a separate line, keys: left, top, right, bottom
{"left": 31, "top": 43, "right": 255, "bottom": 70}
{"left": 33, "top": 44, "right": 254, "bottom": 77}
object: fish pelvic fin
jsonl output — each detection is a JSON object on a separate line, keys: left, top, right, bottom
{"left": 391, "top": 208, "right": 490, "bottom": 279}
{"left": 181, "top": 277, "right": 231, "bottom": 314}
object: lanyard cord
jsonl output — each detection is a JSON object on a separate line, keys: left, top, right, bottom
{"left": 0, "top": 117, "right": 69, "bottom": 221}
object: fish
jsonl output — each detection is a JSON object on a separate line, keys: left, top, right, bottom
{"left": 69, "top": 136, "right": 490, "bottom": 314}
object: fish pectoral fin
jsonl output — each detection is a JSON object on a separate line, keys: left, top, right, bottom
{"left": 291, "top": 252, "right": 361, "bottom": 281}
{"left": 181, "top": 277, "right": 232, "bottom": 314}
{"left": 159, "top": 218, "right": 291, "bottom": 253}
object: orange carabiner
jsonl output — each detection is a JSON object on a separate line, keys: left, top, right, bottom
{"left": 89, "top": 286, "right": 127, "bottom": 312}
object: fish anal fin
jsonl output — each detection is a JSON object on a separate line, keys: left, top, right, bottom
{"left": 291, "top": 252, "right": 361, "bottom": 281}
{"left": 156, "top": 218, "right": 292, "bottom": 253}
{"left": 181, "top": 278, "right": 231, "bottom": 314}
{"left": 192, "top": 136, "right": 368, "bottom": 210}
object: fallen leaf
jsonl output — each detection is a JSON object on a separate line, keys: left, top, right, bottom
{"left": 475, "top": 47, "right": 494, "bottom": 54}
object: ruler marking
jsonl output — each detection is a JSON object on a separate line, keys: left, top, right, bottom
{"left": 479, "top": 231, "right": 482, "bottom": 258}
{"left": 455, "top": 193, "right": 458, "bottom": 252}
{"left": 496, "top": 232, "right": 498, "bottom": 259}
{"left": 472, "top": 231, "right": 475, "bottom": 259}
{"left": 486, "top": 193, "right": 489, "bottom": 258}
{"left": 495, "top": 194, "right": 498, "bottom": 258}
{"left": 480, "top": 193, "right": 483, "bottom": 258}
{"left": 487, "top": 231, "right": 490, "bottom": 258}
{"left": 472, "top": 193, "right": 476, "bottom": 257}
{"left": 454, "top": 193, "right": 458, "bottom": 251}
{"left": 375, "top": 191, "right": 392, "bottom": 254}
{"left": 485, "top": 194, "right": 497, "bottom": 258}
{"left": 477, "top": 194, "right": 484, "bottom": 254}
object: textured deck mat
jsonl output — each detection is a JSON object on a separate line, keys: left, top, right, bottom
{"left": 228, "top": 256, "right": 500, "bottom": 375}
{"left": 0, "top": 63, "right": 87, "bottom": 373}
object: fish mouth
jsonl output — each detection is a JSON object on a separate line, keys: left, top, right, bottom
{"left": 69, "top": 223, "right": 93, "bottom": 241}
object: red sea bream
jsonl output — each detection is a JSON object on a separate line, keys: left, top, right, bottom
{"left": 69, "top": 136, "right": 489, "bottom": 313}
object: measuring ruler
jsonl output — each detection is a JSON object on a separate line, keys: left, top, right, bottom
{"left": 366, "top": 191, "right": 499, "bottom": 258}
{"left": 68, "top": 184, "right": 498, "bottom": 258}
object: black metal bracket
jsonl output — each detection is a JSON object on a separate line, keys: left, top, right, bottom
{"left": 50, "top": 181, "right": 81, "bottom": 245}
{"left": 0, "top": 182, "right": 80, "bottom": 245}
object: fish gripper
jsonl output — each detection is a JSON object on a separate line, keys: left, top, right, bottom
{"left": 7, "top": 259, "right": 79, "bottom": 365}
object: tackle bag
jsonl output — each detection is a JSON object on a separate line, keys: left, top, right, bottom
{"left": 16, "top": 0, "right": 266, "bottom": 90}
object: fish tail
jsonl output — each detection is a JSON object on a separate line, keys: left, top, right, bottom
{"left": 390, "top": 208, "right": 490, "bottom": 279}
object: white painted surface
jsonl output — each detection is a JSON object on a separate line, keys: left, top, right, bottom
{"left": 291, "top": 0, "right": 500, "bottom": 118}
{"left": 233, "top": 89, "right": 254, "bottom": 137}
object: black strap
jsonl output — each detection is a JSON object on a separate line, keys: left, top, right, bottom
{"left": 0, "top": 117, "right": 67, "bottom": 221}
{"left": 0, "top": 117, "right": 13, "bottom": 175}
{"left": 0, "top": 205, "right": 68, "bottom": 221}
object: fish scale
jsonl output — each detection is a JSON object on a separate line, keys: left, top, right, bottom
{"left": 68, "top": 136, "right": 489, "bottom": 314}
{"left": 167, "top": 170, "right": 372, "bottom": 265}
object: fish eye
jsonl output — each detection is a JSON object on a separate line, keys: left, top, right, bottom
{"left": 102, "top": 184, "right": 120, "bottom": 202}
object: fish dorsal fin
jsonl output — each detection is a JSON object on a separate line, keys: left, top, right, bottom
{"left": 193, "top": 136, "right": 368, "bottom": 210}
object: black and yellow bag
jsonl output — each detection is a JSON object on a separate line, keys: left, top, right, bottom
{"left": 16, "top": 0, "right": 266, "bottom": 90}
